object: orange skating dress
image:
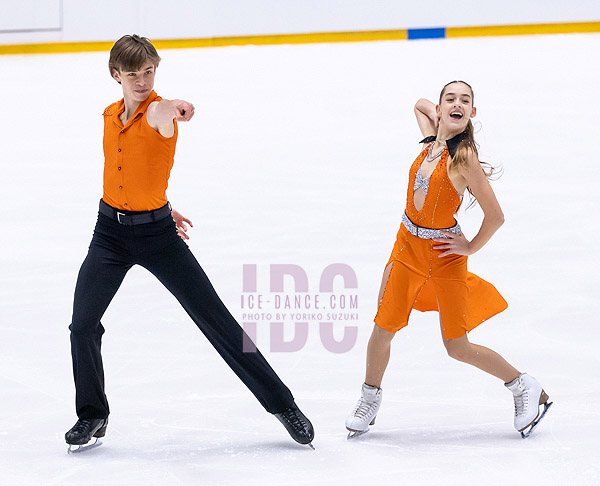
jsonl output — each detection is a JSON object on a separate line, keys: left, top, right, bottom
{"left": 374, "top": 140, "right": 507, "bottom": 340}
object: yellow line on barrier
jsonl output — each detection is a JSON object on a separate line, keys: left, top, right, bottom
{"left": 155, "top": 29, "right": 408, "bottom": 49}
{"left": 0, "top": 30, "right": 408, "bottom": 55}
{"left": 447, "top": 21, "right": 600, "bottom": 37}
{"left": 0, "top": 21, "right": 598, "bottom": 56}
{"left": 0, "top": 41, "right": 114, "bottom": 55}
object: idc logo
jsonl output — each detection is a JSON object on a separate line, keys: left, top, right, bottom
{"left": 240, "top": 264, "right": 359, "bottom": 353}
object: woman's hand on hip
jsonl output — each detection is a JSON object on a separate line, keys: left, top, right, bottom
{"left": 433, "top": 231, "right": 472, "bottom": 257}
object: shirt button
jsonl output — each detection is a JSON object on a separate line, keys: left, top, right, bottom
{"left": 124, "top": 203, "right": 128, "bottom": 207}
{"left": 118, "top": 148, "right": 122, "bottom": 152}
{"left": 119, "top": 186, "right": 123, "bottom": 189}
{"left": 120, "top": 130, "right": 124, "bottom": 134}
{"left": 118, "top": 167, "right": 121, "bottom": 171}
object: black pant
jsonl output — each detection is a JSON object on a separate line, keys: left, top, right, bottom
{"left": 70, "top": 209, "right": 294, "bottom": 419}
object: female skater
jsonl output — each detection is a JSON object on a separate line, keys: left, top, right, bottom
{"left": 65, "top": 34, "right": 313, "bottom": 451}
{"left": 345, "top": 81, "right": 550, "bottom": 439}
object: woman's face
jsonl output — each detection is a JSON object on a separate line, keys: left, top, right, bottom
{"left": 436, "top": 82, "right": 476, "bottom": 132}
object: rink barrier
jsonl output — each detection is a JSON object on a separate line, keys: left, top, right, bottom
{"left": 1, "top": 21, "right": 599, "bottom": 55}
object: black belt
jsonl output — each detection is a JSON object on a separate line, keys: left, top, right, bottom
{"left": 99, "top": 199, "right": 172, "bottom": 226}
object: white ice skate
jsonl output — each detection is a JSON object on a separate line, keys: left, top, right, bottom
{"left": 345, "top": 383, "right": 382, "bottom": 439}
{"left": 505, "top": 373, "right": 552, "bottom": 439}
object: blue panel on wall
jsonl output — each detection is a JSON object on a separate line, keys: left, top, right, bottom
{"left": 407, "top": 27, "right": 446, "bottom": 40}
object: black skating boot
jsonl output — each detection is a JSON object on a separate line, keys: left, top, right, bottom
{"left": 65, "top": 418, "right": 108, "bottom": 446}
{"left": 274, "top": 403, "right": 314, "bottom": 447}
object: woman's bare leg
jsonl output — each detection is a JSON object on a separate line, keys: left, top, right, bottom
{"left": 364, "top": 262, "right": 397, "bottom": 388}
{"left": 365, "top": 324, "right": 395, "bottom": 387}
{"left": 441, "top": 318, "right": 520, "bottom": 383}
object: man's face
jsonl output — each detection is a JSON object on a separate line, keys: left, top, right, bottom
{"left": 112, "top": 63, "right": 156, "bottom": 103}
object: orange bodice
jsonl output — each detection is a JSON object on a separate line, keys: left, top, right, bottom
{"left": 405, "top": 143, "right": 462, "bottom": 229}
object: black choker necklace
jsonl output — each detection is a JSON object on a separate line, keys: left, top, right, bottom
{"left": 420, "top": 131, "right": 468, "bottom": 158}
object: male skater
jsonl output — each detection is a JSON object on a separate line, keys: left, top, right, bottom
{"left": 65, "top": 34, "right": 313, "bottom": 451}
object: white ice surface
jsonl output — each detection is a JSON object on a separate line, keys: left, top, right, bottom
{"left": 1, "top": 33, "right": 599, "bottom": 485}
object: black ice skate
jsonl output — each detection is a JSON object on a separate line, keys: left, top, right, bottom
{"left": 65, "top": 418, "right": 108, "bottom": 453}
{"left": 274, "top": 404, "right": 315, "bottom": 449}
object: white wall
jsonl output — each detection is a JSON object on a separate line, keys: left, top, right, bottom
{"left": 0, "top": 0, "right": 61, "bottom": 32}
{"left": 1, "top": 0, "right": 599, "bottom": 45}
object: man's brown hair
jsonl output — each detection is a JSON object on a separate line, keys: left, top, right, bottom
{"left": 108, "top": 34, "right": 161, "bottom": 79}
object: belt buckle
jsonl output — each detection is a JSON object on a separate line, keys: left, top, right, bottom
{"left": 116, "top": 212, "right": 126, "bottom": 225}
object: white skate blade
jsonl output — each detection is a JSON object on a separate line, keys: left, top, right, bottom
{"left": 67, "top": 438, "right": 102, "bottom": 454}
{"left": 307, "top": 443, "right": 315, "bottom": 450}
{"left": 346, "top": 428, "right": 369, "bottom": 440}
{"left": 520, "top": 401, "right": 553, "bottom": 439}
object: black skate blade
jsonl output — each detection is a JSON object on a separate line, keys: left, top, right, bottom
{"left": 67, "top": 438, "right": 102, "bottom": 454}
{"left": 347, "top": 428, "right": 369, "bottom": 440}
{"left": 521, "top": 401, "right": 553, "bottom": 439}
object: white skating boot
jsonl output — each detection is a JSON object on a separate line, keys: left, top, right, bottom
{"left": 345, "top": 383, "right": 382, "bottom": 439}
{"left": 505, "top": 373, "right": 552, "bottom": 438}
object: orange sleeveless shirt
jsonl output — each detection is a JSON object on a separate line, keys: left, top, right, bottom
{"left": 102, "top": 90, "right": 178, "bottom": 211}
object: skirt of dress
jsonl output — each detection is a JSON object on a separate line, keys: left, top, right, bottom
{"left": 374, "top": 224, "right": 508, "bottom": 340}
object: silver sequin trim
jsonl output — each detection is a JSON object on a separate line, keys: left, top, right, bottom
{"left": 414, "top": 165, "right": 430, "bottom": 197}
{"left": 402, "top": 212, "right": 461, "bottom": 240}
